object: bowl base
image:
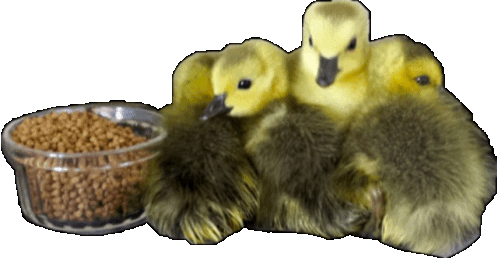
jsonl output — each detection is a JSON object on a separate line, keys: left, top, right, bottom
{"left": 22, "top": 210, "right": 146, "bottom": 235}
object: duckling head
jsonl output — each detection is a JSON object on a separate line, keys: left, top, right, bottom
{"left": 201, "top": 40, "right": 287, "bottom": 121}
{"left": 302, "top": 0, "right": 370, "bottom": 87}
{"left": 382, "top": 37, "right": 443, "bottom": 99}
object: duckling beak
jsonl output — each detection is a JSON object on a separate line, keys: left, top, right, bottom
{"left": 200, "top": 93, "right": 233, "bottom": 121}
{"left": 316, "top": 56, "right": 340, "bottom": 87}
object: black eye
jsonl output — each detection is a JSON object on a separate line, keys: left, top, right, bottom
{"left": 347, "top": 37, "right": 357, "bottom": 51}
{"left": 309, "top": 36, "right": 313, "bottom": 47}
{"left": 237, "top": 79, "right": 252, "bottom": 90}
{"left": 415, "top": 75, "right": 430, "bottom": 86}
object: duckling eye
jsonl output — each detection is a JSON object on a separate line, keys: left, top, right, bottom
{"left": 415, "top": 75, "right": 430, "bottom": 86}
{"left": 309, "top": 36, "right": 313, "bottom": 47}
{"left": 347, "top": 37, "right": 357, "bottom": 51}
{"left": 237, "top": 79, "right": 252, "bottom": 90}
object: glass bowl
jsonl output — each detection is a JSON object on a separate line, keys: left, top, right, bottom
{"left": 1, "top": 102, "right": 167, "bottom": 235}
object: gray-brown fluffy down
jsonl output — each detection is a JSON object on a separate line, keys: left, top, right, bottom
{"left": 337, "top": 92, "right": 496, "bottom": 256}
{"left": 245, "top": 97, "right": 370, "bottom": 238}
{"left": 143, "top": 105, "right": 258, "bottom": 244}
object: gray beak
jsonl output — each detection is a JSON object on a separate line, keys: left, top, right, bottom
{"left": 200, "top": 93, "right": 232, "bottom": 121}
{"left": 316, "top": 56, "right": 340, "bottom": 87}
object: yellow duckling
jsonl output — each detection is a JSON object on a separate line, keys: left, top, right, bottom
{"left": 160, "top": 50, "right": 219, "bottom": 123}
{"left": 144, "top": 43, "right": 258, "bottom": 244}
{"left": 202, "top": 38, "right": 369, "bottom": 238}
{"left": 332, "top": 36, "right": 497, "bottom": 256}
{"left": 172, "top": 51, "right": 220, "bottom": 107}
{"left": 289, "top": 0, "right": 370, "bottom": 125}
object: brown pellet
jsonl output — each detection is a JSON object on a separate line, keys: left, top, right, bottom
{"left": 13, "top": 111, "right": 147, "bottom": 153}
{"left": 13, "top": 111, "right": 150, "bottom": 222}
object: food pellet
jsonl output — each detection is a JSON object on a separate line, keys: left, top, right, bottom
{"left": 12, "top": 111, "right": 151, "bottom": 223}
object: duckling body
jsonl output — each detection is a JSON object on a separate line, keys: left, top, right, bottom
{"left": 202, "top": 38, "right": 369, "bottom": 238}
{"left": 332, "top": 36, "right": 497, "bottom": 256}
{"left": 244, "top": 95, "right": 369, "bottom": 237}
{"left": 144, "top": 45, "right": 258, "bottom": 244}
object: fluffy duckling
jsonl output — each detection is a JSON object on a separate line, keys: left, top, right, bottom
{"left": 289, "top": 0, "right": 370, "bottom": 125}
{"left": 332, "top": 36, "right": 497, "bottom": 256}
{"left": 161, "top": 51, "right": 219, "bottom": 119}
{"left": 172, "top": 51, "right": 219, "bottom": 106}
{"left": 202, "top": 38, "right": 369, "bottom": 238}
{"left": 144, "top": 45, "right": 258, "bottom": 244}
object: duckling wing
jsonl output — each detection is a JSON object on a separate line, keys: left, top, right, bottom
{"left": 144, "top": 107, "right": 258, "bottom": 244}
{"left": 245, "top": 99, "right": 369, "bottom": 238}
{"left": 341, "top": 94, "right": 496, "bottom": 255}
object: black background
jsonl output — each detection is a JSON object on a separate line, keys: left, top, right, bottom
{"left": 0, "top": 1, "right": 498, "bottom": 257}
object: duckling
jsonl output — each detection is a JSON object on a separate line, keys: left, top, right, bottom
{"left": 160, "top": 51, "right": 219, "bottom": 121}
{"left": 289, "top": 0, "right": 371, "bottom": 126}
{"left": 202, "top": 38, "right": 370, "bottom": 238}
{"left": 144, "top": 44, "right": 258, "bottom": 244}
{"left": 173, "top": 51, "right": 221, "bottom": 107}
{"left": 331, "top": 36, "right": 497, "bottom": 256}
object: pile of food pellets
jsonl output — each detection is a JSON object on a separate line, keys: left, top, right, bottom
{"left": 12, "top": 111, "right": 146, "bottom": 153}
{"left": 12, "top": 111, "right": 152, "bottom": 223}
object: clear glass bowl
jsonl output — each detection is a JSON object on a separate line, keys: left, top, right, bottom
{"left": 1, "top": 103, "right": 167, "bottom": 235}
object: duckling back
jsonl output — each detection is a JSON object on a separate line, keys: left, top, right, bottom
{"left": 341, "top": 91, "right": 496, "bottom": 255}
{"left": 245, "top": 96, "right": 370, "bottom": 237}
{"left": 334, "top": 36, "right": 496, "bottom": 255}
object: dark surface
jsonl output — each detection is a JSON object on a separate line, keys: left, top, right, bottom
{"left": 0, "top": 1, "right": 498, "bottom": 257}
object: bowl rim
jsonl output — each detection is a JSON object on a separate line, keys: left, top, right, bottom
{"left": 1, "top": 102, "right": 167, "bottom": 159}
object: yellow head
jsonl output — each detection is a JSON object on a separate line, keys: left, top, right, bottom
{"left": 372, "top": 36, "right": 443, "bottom": 98}
{"left": 302, "top": 0, "right": 370, "bottom": 87}
{"left": 201, "top": 39, "right": 288, "bottom": 120}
